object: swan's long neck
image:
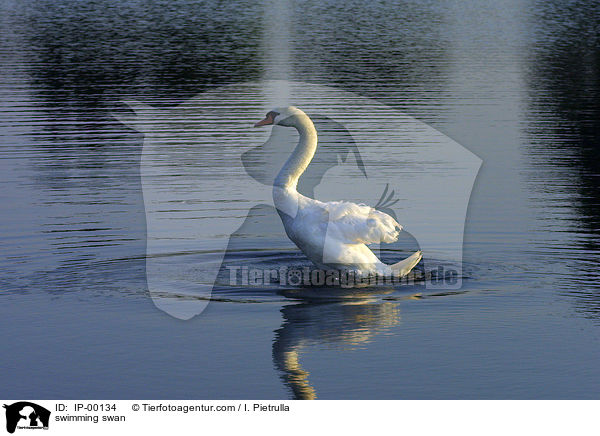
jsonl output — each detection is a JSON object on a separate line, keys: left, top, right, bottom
{"left": 274, "top": 114, "right": 317, "bottom": 190}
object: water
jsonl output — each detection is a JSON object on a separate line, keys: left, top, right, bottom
{"left": 1, "top": 0, "right": 599, "bottom": 399}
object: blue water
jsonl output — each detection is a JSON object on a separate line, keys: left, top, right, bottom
{"left": 1, "top": 0, "right": 600, "bottom": 399}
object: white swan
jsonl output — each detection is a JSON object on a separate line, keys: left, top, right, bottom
{"left": 254, "top": 106, "right": 422, "bottom": 278}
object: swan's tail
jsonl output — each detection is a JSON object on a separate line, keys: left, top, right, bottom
{"left": 390, "top": 250, "right": 422, "bottom": 277}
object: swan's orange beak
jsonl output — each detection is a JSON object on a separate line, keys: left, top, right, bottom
{"left": 254, "top": 113, "right": 275, "bottom": 127}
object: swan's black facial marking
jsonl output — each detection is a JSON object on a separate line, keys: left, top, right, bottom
{"left": 254, "top": 111, "right": 280, "bottom": 127}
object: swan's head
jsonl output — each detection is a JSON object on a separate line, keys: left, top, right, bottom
{"left": 254, "top": 106, "right": 306, "bottom": 128}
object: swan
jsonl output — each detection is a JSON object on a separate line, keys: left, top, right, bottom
{"left": 254, "top": 106, "right": 422, "bottom": 279}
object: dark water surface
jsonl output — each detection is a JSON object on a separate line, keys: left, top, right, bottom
{"left": 1, "top": 0, "right": 600, "bottom": 398}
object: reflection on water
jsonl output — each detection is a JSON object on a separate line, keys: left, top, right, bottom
{"left": 273, "top": 294, "right": 416, "bottom": 399}
{"left": 524, "top": 0, "right": 600, "bottom": 321}
{"left": 12, "top": 0, "right": 262, "bottom": 102}
{"left": 1, "top": 0, "right": 600, "bottom": 398}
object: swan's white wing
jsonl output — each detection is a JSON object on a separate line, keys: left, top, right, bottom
{"left": 324, "top": 201, "right": 401, "bottom": 245}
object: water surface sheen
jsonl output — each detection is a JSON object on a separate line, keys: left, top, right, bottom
{"left": 1, "top": 0, "right": 599, "bottom": 399}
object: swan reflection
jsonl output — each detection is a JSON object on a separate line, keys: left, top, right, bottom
{"left": 272, "top": 291, "right": 419, "bottom": 399}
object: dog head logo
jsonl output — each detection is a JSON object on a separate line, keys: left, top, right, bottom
{"left": 115, "top": 80, "right": 481, "bottom": 319}
{"left": 3, "top": 402, "right": 50, "bottom": 434}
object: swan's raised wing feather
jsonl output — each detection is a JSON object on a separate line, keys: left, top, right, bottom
{"left": 323, "top": 201, "right": 401, "bottom": 245}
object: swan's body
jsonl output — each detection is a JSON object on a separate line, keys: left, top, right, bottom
{"left": 255, "top": 106, "right": 422, "bottom": 278}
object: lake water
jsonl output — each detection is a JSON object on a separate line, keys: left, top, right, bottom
{"left": 1, "top": 0, "right": 599, "bottom": 399}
